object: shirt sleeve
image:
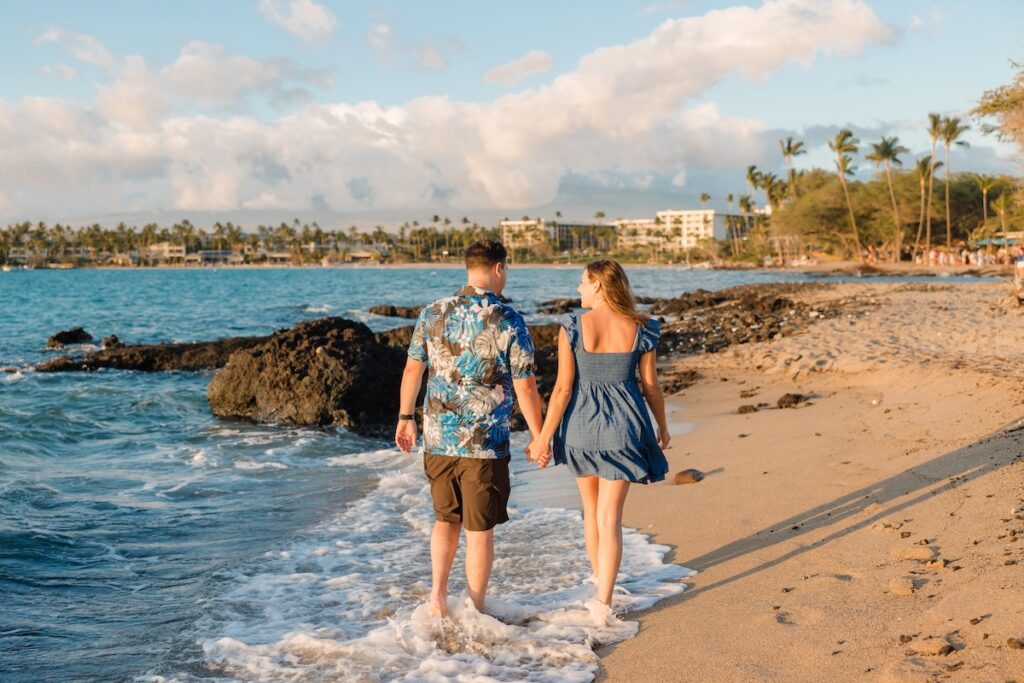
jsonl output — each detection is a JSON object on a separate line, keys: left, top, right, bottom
{"left": 407, "top": 308, "right": 430, "bottom": 363}
{"left": 507, "top": 312, "right": 535, "bottom": 379}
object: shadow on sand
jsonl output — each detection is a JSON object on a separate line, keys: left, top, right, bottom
{"left": 596, "top": 416, "right": 1024, "bottom": 667}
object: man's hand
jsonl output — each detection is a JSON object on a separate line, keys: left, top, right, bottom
{"left": 526, "top": 437, "right": 552, "bottom": 469}
{"left": 395, "top": 419, "right": 418, "bottom": 453}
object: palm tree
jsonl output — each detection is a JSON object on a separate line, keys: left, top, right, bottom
{"left": 725, "top": 192, "right": 738, "bottom": 255}
{"left": 699, "top": 192, "right": 710, "bottom": 209}
{"left": 779, "top": 136, "right": 806, "bottom": 200}
{"left": 912, "top": 157, "right": 941, "bottom": 261}
{"left": 940, "top": 116, "right": 970, "bottom": 249}
{"left": 745, "top": 165, "right": 762, "bottom": 206}
{"left": 973, "top": 174, "right": 1000, "bottom": 225}
{"left": 829, "top": 128, "right": 864, "bottom": 261}
{"left": 865, "top": 136, "right": 909, "bottom": 262}
{"left": 924, "top": 112, "right": 944, "bottom": 259}
{"left": 991, "top": 192, "right": 1011, "bottom": 235}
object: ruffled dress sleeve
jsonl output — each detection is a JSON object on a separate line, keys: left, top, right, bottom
{"left": 559, "top": 313, "right": 579, "bottom": 352}
{"left": 638, "top": 317, "right": 661, "bottom": 354}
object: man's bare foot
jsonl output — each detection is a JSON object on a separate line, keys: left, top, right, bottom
{"left": 428, "top": 592, "right": 448, "bottom": 617}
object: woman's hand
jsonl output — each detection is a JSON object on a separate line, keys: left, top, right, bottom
{"left": 658, "top": 425, "right": 671, "bottom": 449}
{"left": 526, "top": 435, "right": 553, "bottom": 468}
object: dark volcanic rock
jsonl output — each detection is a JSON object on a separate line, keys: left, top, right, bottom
{"left": 737, "top": 404, "right": 758, "bottom": 414}
{"left": 661, "top": 369, "right": 700, "bottom": 395}
{"left": 374, "top": 326, "right": 415, "bottom": 349}
{"left": 47, "top": 327, "right": 93, "bottom": 348}
{"left": 36, "top": 334, "right": 271, "bottom": 372}
{"left": 776, "top": 393, "right": 809, "bottom": 409}
{"left": 536, "top": 298, "right": 581, "bottom": 315}
{"left": 657, "top": 283, "right": 844, "bottom": 357}
{"left": 101, "top": 335, "right": 124, "bottom": 349}
{"left": 674, "top": 469, "right": 705, "bottom": 485}
{"left": 368, "top": 304, "right": 424, "bottom": 319}
{"left": 207, "top": 317, "right": 406, "bottom": 437}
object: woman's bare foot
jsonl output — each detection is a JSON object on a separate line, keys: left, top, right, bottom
{"left": 428, "top": 592, "right": 449, "bottom": 618}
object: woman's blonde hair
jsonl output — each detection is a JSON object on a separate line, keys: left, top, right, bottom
{"left": 585, "top": 259, "right": 648, "bottom": 322}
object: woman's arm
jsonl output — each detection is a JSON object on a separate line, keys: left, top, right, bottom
{"left": 638, "top": 350, "right": 671, "bottom": 448}
{"left": 537, "top": 329, "right": 576, "bottom": 448}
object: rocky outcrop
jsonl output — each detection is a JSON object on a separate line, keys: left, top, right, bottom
{"left": 657, "top": 283, "right": 843, "bottom": 356}
{"left": 36, "top": 334, "right": 271, "bottom": 372}
{"left": 536, "top": 298, "right": 580, "bottom": 315}
{"left": 368, "top": 304, "right": 423, "bottom": 319}
{"left": 47, "top": 327, "right": 93, "bottom": 348}
{"left": 206, "top": 317, "right": 407, "bottom": 437}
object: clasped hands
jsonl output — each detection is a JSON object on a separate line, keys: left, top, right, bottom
{"left": 525, "top": 435, "right": 552, "bottom": 468}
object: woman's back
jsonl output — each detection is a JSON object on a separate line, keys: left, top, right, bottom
{"left": 578, "top": 310, "right": 639, "bottom": 354}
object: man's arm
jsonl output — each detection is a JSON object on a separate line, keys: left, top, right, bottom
{"left": 395, "top": 357, "right": 426, "bottom": 453}
{"left": 512, "top": 375, "right": 543, "bottom": 439}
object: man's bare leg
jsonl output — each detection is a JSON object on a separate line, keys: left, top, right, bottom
{"left": 464, "top": 528, "right": 494, "bottom": 612}
{"left": 430, "top": 520, "right": 461, "bottom": 616}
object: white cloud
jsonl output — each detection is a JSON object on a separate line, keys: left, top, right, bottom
{"left": 484, "top": 50, "right": 553, "bottom": 86}
{"left": 417, "top": 42, "right": 447, "bottom": 70}
{"left": 35, "top": 29, "right": 116, "bottom": 69}
{"left": 4, "top": 0, "right": 899, "bottom": 220}
{"left": 40, "top": 64, "right": 78, "bottom": 80}
{"left": 367, "top": 21, "right": 393, "bottom": 59}
{"left": 257, "top": 0, "right": 337, "bottom": 42}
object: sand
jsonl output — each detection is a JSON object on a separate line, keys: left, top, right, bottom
{"left": 598, "top": 281, "right": 1024, "bottom": 682}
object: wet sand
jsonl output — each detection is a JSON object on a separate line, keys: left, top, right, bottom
{"left": 599, "top": 281, "right": 1024, "bottom": 682}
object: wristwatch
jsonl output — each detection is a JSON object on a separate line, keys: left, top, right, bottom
{"left": 398, "top": 414, "right": 415, "bottom": 420}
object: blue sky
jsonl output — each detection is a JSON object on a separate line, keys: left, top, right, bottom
{"left": 0, "top": 0, "right": 1021, "bottom": 227}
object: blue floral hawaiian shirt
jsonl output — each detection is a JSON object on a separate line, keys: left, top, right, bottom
{"left": 408, "top": 285, "right": 535, "bottom": 459}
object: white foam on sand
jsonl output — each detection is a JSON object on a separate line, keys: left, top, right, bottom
{"left": 162, "top": 451, "right": 694, "bottom": 682}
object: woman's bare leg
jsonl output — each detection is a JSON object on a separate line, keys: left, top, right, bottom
{"left": 575, "top": 476, "right": 600, "bottom": 578}
{"left": 595, "top": 479, "right": 630, "bottom": 606}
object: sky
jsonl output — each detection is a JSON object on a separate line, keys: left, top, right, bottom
{"left": 1, "top": 0, "right": 1022, "bottom": 229}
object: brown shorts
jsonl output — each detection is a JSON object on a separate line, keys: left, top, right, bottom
{"left": 423, "top": 453, "right": 511, "bottom": 532}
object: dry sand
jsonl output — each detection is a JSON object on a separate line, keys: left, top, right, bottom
{"left": 599, "top": 281, "right": 1024, "bottom": 682}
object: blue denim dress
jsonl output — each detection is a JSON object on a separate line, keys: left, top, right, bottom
{"left": 552, "top": 313, "right": 669, "bottom": 483}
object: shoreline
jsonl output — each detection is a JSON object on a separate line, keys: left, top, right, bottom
{"left": 598, "top": 281, "right": 1024, "bottom": 681}
{"left": 1, "top": 261, "right": 1015, "bottom": 277}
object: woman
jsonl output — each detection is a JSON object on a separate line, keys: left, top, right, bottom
{"left": 530, "top": 259, "right": 670, "bottom": 615}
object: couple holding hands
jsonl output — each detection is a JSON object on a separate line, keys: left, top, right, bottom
{"left": 395, "top": 240, "right": 670, "bottom": 621}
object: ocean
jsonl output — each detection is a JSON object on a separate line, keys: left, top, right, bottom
{"left": 0, "top": 266, "right": 988, "bottom": 682}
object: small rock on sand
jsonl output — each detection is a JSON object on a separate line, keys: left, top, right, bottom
{"left": 737, "top": 404, "right": 758, "bottom": 414}
{"left": 910, "top": 638, "right": 953, "bottom": 656}
{"left": 888, "top": 577, "right": 916, "bottom": 597}
{"left": 893, "top": 546, "right": 937, "bottom": 561}
{"left": 674, "top": 469, "right": 705, "bottom": 485}
{"left": 777, "top": 393, "right": 809, "bottom": 409}
{"left": 1008, "top": 637, "right": 1024, "bottom": 650}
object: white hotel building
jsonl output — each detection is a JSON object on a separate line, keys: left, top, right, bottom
{"left": 615, "top": 209, "right": 725, "bottom": 251}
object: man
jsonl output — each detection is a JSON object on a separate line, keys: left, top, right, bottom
{"left": 395, "top": 239, "right": 544, "bottom": 617}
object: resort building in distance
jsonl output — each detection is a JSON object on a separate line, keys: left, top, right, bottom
{"left": 500, "top": 209, "right": 738, "bottom": 254}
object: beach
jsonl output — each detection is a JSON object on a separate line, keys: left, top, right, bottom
{"left": 600, "top": 281, "right": 1024, "bottom": 681}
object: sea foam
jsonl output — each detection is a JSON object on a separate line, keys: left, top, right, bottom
{"left": 156, "top": 449, "right": 694, "bottom": 682}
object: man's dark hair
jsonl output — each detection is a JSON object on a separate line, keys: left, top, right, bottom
{"left": 465, "top": 240, "right": 507, "bottom": 270}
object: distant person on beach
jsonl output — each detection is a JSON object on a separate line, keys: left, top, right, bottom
{"left": 395, "top": 239, "right": 544, "bottom": 617}
{"left": 529, "top": 259, "right": 670, "bottom": 620}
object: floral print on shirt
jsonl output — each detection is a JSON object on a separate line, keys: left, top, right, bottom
{"left": 408, "top": 285, "right": 535, "bottom": 459}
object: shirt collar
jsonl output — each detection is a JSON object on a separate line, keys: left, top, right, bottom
{"left": 456, "top": 285, "right": 496, "bottom": 298}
